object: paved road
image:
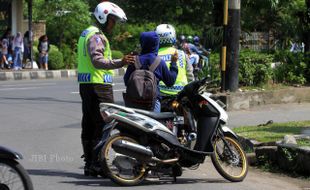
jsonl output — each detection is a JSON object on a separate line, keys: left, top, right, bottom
{"left": 0, "top": 78, "right": 309, "bottom": 190}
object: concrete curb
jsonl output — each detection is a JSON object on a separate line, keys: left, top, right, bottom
{"left": 214, "top": 87, "right": 310, "bottom": 111}
{"left": 0, "top": 68, "right": 126, "bottom": 81}
{"left": 240, "top": 135, "right": 310, "bottom": 175}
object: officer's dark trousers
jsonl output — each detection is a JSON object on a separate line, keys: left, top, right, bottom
{"left": 79, "top": 83, "right": 114, "bottom": 165}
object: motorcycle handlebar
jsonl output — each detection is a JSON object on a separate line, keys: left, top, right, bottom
{"left": 176, "top": 78, "right": 218, "bottom": 101}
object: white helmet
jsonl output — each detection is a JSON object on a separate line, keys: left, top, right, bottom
{"left": 94, "top": 2, "right": 127, "bottom": 25}
{"left": 155, "top": 24, "right": 176, "bottom": 45}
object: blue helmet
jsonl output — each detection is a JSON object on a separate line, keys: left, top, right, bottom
{"left": 193, "top": 36, "right": 200, "bottom": 44}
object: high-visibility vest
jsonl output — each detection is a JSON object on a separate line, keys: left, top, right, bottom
{"left": 158, "top": 47, "right": 188, "bottom": 95}
{"left": 77, "top": 26, "right": 114, "bottom": 84}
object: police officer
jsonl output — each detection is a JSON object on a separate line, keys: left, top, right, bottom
{"left": 155, "top": 24, "right": 194, "bottom": 111}
{"left": 77, "top": 1, "right": 135, "bottom": 176}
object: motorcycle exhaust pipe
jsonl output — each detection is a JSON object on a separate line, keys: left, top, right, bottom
{"left": 112, "top": 140, "right": 179, "bottom": 164}
{"left": 112, "top": 140, "right": 154, "bottom": 161}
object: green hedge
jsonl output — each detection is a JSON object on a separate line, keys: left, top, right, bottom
{"left": 273, "top": 51, "right": 307, "bottom": 85}
{"left": 60, "top": 44, "right": 77, "bottom": 69}
{"left": 48, "top": 45, "right": 64, "bottom": 70}
{"left": 198, "top": 52, "right": 221, "bottom": 82}
{"left": 112, "top": 50, "right": 124, "bottom": 59}
{"left": 239, "top": 50, "right": 274, "bottom": 86}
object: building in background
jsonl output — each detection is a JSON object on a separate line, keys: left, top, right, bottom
{"left": 0, "top": 0, "right": 24, "bottom": 35}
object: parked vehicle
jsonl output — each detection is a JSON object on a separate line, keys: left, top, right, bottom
{"left": 97, "top": 78, "right": 248, "bottom": 186}
{"left": 0, "top": 146, "right": 33, "bottom": 190}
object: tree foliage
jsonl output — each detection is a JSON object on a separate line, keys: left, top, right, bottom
{"left": 242, "top": 0, "right": 309, "bottom": 50}
{"left": 23, "top": 0, "right": 309, "bottom": 83}
{"left": 31, "top": 0, "right": 91, "bottom": 46}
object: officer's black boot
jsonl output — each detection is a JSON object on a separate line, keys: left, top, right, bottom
{"left": 89, "top": 140, "right": 106, "bottom": 178}
{"left": 81, "top": 140, "right": 93, "bottom": 176}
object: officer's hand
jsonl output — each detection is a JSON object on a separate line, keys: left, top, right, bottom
{"left": 171, "top": 50, "right": 178, "bottom": 63}
{"left": 122, "top": 54, "right": 135, "bottom": 65}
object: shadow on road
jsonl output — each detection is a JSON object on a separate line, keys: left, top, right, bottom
{"left": 27, "top": 169, "right": 116, "bottom": 187}
{"left": 27, "top": 169, "right": 227, "bottom": 187}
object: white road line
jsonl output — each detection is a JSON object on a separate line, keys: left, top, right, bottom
{"left": 0, "top": 87, "right": 41, "bottom": 91}
{"left": 112, "top": 83, "right": 124, "bottom": 85}
{"left": 113, "top": 89, "right": 126, "bottom": 92}
{"left": 1, "top": 83, "right": 57, "bottom": 87}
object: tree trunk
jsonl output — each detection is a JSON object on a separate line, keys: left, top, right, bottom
{"left": 304, "top": 0, "right": 310, "bottom": 53}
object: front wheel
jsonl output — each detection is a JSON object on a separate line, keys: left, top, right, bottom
{"left": 0, "top": 158, "right": 34, "bottom": 190}
{"left": 100, "top": 134, "right": 147, "bottom": 186}
{"left": 211, "top": 136, "right": 248, "bottom": 182}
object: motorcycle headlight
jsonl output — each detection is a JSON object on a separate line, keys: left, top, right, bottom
{"left": 171, "top": 100, "right": 180, "bottom": 109}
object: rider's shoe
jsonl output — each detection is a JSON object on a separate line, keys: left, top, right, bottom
{"left": 83, "top": 163, "right": 91, "bottom": 176}
{"left": 89, "top": 163, "right": 106, "bottom": 178}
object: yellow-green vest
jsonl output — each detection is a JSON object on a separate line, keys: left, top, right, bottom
{"left": 77, "top": 26, "right": 114, "bottom": 84}
{"left": 159, "top": 47, "right": 188, "bottom": 95}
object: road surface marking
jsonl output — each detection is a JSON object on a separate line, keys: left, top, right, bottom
{"left": 1, "top": 83, "right": 57, "bottom": 87}
{"left": 0, "top": 87, "right": 41, "bottom": 91}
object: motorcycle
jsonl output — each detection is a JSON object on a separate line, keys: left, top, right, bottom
{"left": 97, "top": 78, "right": 248, "bottom": 186}
{"left": 0, "top": 146, "right": 33, "bottom": 190}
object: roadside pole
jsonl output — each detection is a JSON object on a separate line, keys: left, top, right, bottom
{"left": 28, "top": 0, "right": 33, "bottom": 69}
{"left": 226, "top": 0, "right": 240, "bottom": 92}
{"left": 220, "top": 0, "right": 228, "bottom": 92}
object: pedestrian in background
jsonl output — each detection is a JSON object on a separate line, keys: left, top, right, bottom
{"left": 12, "top": 32, "right": 24, "bottom": 70}
{"left": 0, "top": 37, "right": 13, "bottom": 69}
{"left": 38, "top": 34, "right": 50, "bottom": 70}
{"left": 23, "top": 30, "right": 33, "bottom": 66}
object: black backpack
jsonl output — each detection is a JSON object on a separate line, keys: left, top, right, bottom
{"left": 123, "top": 56, "right": 161, "bottom": 110}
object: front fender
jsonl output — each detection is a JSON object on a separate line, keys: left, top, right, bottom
{"left": 94, "top": 121, "right": 117, "bottom": 152}
{"left": 221, "top": 126, "right": 238, "bottom": 140}
{"left": 0, "top": 146, "right": 23, "bottom": 160}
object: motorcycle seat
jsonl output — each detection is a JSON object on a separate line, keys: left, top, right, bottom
{"left": 132, "top": 108, "right": 176, "bottom": 120}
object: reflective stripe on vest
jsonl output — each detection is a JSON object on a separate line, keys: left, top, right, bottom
{"left": 77, "top": 26, "right": 114, "bottom": 84}
{"left": 158, "top": 47, "right": 188, "bottom": 95}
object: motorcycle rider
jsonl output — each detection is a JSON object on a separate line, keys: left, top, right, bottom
{"left": 193, "top": 36, "right": 210, "bottom": 58}
{"left": 77, "top": 1, "right": 135, "bottom": 177}
{"left": 177, "top": 34, "right": 186, "bottom": 50}
{"left": 184, "top": 35, "right": 202, "bottom": 80}
{"left": 124, "top": 31, "right": 178, "bottom": 112}
{"left": 155, "top": 24, "right": 194, "bottom": 111}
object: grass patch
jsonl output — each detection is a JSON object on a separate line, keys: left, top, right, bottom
{"left": 233, "top": 120, "right": 310, "bottom": 143}
{"left": 234, "top": 120, "right": 310, "bottom": 179}
{"left": 297, "top": 138, "right": 310, "bottom": 147}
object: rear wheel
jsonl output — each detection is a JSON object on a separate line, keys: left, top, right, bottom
{"left": 100, "top": 134, "right": 147, "bottom": 186}
{"left": 211, "top": 136, "right": 248, "bottom": 182}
